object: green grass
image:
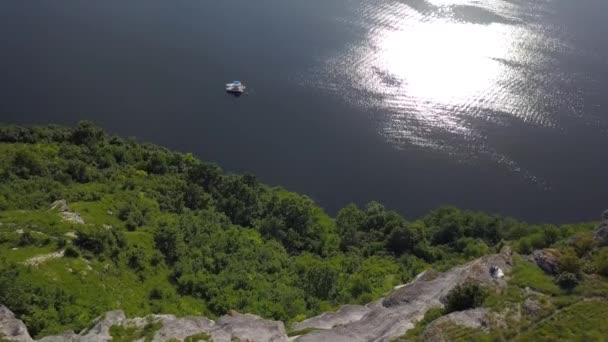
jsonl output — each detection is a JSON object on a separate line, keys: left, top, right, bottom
{"left": 184, "top": 332, "right": 213, "bottom": 341}
{"left": 516, "top": 299, "right": 608, "bottom": 341}
{"left": 403, "top": 307, "right": 445, "bottom": 341}
{"left": 510, "top": 254, "right": 561, "bottom": 295}
{"left": 435, "top": 321, "right": 492, "bottom": 342}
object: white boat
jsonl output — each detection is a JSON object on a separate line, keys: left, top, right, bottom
{"left": 226, "top": 81, "right": 246, "bottom": 94}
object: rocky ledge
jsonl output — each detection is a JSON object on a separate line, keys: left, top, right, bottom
{"left": 1, "top": 249, "right": 512, "bottom": 342}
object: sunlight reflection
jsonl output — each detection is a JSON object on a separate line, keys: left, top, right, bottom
{"left": 307, "top": 0, "right": 572, "bottom": 186}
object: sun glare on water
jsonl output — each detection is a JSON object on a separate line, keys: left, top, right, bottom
{"left": 309, "top": 0, "right": 569, "bottom": 183}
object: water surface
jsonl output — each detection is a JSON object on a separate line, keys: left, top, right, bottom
{"left": 1, "top": 0, "right": 607, "bottom": 222}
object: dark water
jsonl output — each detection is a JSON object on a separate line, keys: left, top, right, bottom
{"left": 1, "top": 0, "right": 608, "bottom": 223}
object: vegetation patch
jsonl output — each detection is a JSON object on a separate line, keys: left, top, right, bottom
{"left": 445, "top": 283, "right": 487, "bottom": 313}
{"left": 403, "top": 307, "right": 446, "bottom": 341}
{"left": 184, "top": 332, "right": 213, "bottom": 342}
{"left": 510, "top": 254, "right": 561, "bottom": 295}
{"left": 109, "top": 320, "right": 162, "bottom": 342}
{"left": 0, "top": 123, "right": 606, "bottom": 339}
{"left": 517, "top": 299, "right": 608, "bottom": 341}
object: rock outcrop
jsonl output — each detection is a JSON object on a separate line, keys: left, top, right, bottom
{"left": 0, "top": 305, "right": 33, "bottom": 342}
{"left": 4, "top": 307, "right": 286, "bottom": 342}
{"left": 293, "top": 248, "right": 512, "bottom": 342}
{"left": 49, "top": 200, "right": 84, "bottom": 225}
{"left": 595, "top": 209, "right": 608, "bottom": 246}
{"left": 531, "top": 249, "right": 560, "bottom": 275}
{"left": 421, "top": 308, "right": 489, "bottom": 341}
{"left": 1, "top": 250, "right": 513, "bottom": 342}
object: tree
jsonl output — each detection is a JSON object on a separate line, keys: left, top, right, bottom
{"left": 12, "top": 149, "right": 45, "bottom": 178}
{"left": 259, "top": 194, "right": 325, "bottom": 255}
{"left": 387, "top": 225, "right": 418, "bottom": 256}
{"left": 336, "top": 204, "right": 364, "bottom": 251}
{"left": 304, "top": 264, "right": 339, "bottom": 300}
{"left": 154, "top": 225, "right": 185, "bottom": 265}
{"left": 71, "top": 121, "right": 105, "bottom": 147}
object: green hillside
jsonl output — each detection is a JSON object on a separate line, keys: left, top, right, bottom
{"left": 0, "top": 123, "right": 607, "bottom": 340}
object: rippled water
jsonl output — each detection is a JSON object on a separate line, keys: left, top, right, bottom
{"left": 306, "top": 0, "right": 600, "bottom": 185}
{"left": 1, "top": 0, "right": 608, "bottom": 221}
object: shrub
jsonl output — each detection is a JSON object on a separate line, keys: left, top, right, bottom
{"left": 557, "top": 248, "right": 582, "bottom": 277}
{"left": 571, "top": 232, "right": 597, "bottom": 257}
{"left": 57, "top": 237, "right": 67, "bottom": 249}
{"left": 593, "top": 248, "right": 608, "bottom": 276}
{"left": 445, "top": 283, "right": 487, "bottom": 313}
{"left": 149, "top": 288, "right": 164, "bottom": 300}
{"left": 64, "top": 245, "right": 80, "bottom": 258}
{"left": 555, "top": 272, "right": 579, "bottom": 291}
{"left": 17, "top": 231, "right": 36, "bottom": 247}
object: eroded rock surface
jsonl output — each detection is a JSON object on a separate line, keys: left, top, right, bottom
{"left": 2, "top": 307, "right": 286, "bottom": 342}
{"left": 422, "top": 308, "right": 489, "bottom": 341}
{"left": 531, "top": 249, "right": 560, "bottom": 275}
{"left": 294, "top": 249, "right": 512, "bottom": 342}
{"left": 49, "top": 200, "right": 84, "bottom": 225}
{"left": 1, "top": 250, "right": 512, "bottom": 342}
{"left": 0, "top": 305, "right": 33, "bottom": 342}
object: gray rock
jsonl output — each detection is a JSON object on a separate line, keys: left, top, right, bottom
{"left": 210, "top": 312, "right": 287, "bottom": 342}
{"left": 59, "top": 212, "right": 84, "bottom": 225}
{"left": 532, "top": 249, "right": 560, "bottom": 275}
{"left": 37, "top": 331, "right": 78, "bottom": 342}
{"left": 3, "top": 251, "right": 513, "bottom": 342}
{"left": 79, "top": 310, "right": 126, "bottom": 342}
{"left": 49, "top": 200, "right": 84, "bottom": 224}
{"left": 295, "top": 250, "right": 512, "bottom": 342}
{"left": 422, "top": 308, "right": 489, "bottom": 342}
{"left": 0, "top": 305, "right": 34, "bottom": 342}
{"left": 292, "top": 305, "right": 371, "bottom": 331}
{"left": 523, "top": 298, "right": 542, "bottom": 317}
{"left": 152, "top": 315, "right": 215, "bottom": 342}
{"left": 49, "top": 200, "right": 69, "bottom": 213}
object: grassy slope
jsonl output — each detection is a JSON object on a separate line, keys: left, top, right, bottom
{"left": 0, "top": 199, "right": 204, "bottom": 337}
{"left": 404, "top": 253, "right": 608, "bottom": 341}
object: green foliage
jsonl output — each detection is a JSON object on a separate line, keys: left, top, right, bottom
{"left": 557, "top": 248, "right": 582, "bottom": 277}
{"left": 510, "top": 254, "right": 561, "bottom": 295}
{"left": 18, "top": 230, "right": 36, "bottom": 247}
{"left": 184, "top": 332, "right": 212, "bottom": 342}
{"left": 517, "top": 300, "right": 608, "bottom": 341}
{"left": 1, "top": 123, "right": 605, "bottom": 339}
{"left": 63, "top": 245, "right": 80, "bottom": 258}
{"left": 109, "top": 320, "right": 162, "bottom": 342}
{"left": 73, "top": 226, "right": 125, "bottom": 257}
{"left": 593, "top": 247, "right": 608, "bottom": 276}
{"left": 555, "top": 272, "right": 579, "bottom": 291}
{"left": 404, "top": 307, "right": 445, "bottom": 340}
{"left": 445, "top": 283, "right": 487, "bottom": 313}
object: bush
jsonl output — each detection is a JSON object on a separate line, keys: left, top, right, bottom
{"left": 593, "top": 248, "right": 608, "bottom": 276}
{"left": 557, "top": 248, "right": 582, "bottom": 277}
{"left": 556, "top": 272, "right": 579, "bottom": 291}
{"left": 17, "top": 231, "right": 36, "bottom": 247}
{"left": 64, "top": 245, "right": 80, "bottom": 258}
{"left": 445, "top": 283, "right": 487, "bottom": 313}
